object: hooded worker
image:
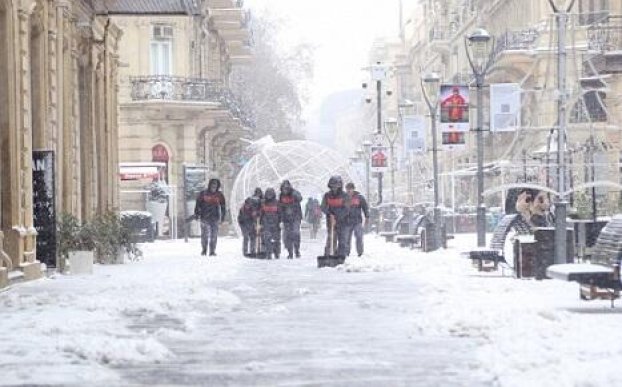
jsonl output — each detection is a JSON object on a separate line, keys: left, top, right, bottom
{"left": 320, "top": 175, "right": 350, "bottom": 257}
{"left": 238, "top": 189, "right": 262, "bottom": 256}
{"left": 279, "top": 179, "right": 303, "bottom": 258}
{"left": 261, "top": 188, "right": 282, "bottom": 259}
{"left": 345, "top": 182, "right": 369, "bottom": 257}
{"left": 194, "top": 178, "right": 226, "bottom": 256}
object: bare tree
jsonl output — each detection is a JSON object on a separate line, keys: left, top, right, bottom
{"left": 232, "top": 13, "right": 314, "bottom": 141}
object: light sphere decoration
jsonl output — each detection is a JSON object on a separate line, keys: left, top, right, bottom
{"left": 230, "top": 137, "right": 361, "bottom": 236}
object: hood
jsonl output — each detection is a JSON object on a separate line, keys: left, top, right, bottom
{"left": 253, "top": 187, "right": 263, "bottom": 199}
{"left": 280, "top": 179, "right": 292, "bottom": 193}
{"left": 264, "top": 188, "right": 276, "bottom": 201}
{"left": 207, "top": 178, "right": 221, "bottom": 191}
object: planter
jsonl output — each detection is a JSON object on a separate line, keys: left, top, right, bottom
{"left": 68, "top": 250, "right": 94, "bottom": 275}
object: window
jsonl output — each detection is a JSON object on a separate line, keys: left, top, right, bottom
{"left": 150, "top": 25, "right": 173, "bottom": 75}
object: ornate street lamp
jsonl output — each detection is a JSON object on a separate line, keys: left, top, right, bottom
{"left": 548, "top": 0, "right": 576, "bottom": 264}
{"left": 385, "top": 118, "right": 399, "bottom": 202}
{"left": 465, "top": 27, "right": 494, "bottom": 248}
{"left": 421, "top": 72, "right": 442, "bottom": 250}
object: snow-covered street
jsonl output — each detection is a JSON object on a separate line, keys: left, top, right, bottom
{"left": 2, "top": 234, "right": 622, "bottom": 386}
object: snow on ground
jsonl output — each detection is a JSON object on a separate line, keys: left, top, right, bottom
{"left": 1, "top": 233, "right": 621, "bottom": 386}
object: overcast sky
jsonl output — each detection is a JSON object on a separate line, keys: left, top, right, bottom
{"left": 245, "top": 0, "right": 402, "bottom": 118}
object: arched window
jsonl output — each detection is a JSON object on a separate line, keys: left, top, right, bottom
{"left": 151, "top": 144, "right": 170, "bottom": 182}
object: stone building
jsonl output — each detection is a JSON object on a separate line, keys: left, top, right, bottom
{"left": 109, "top": 0, "right": 252, "bottom": 234}
{"left": 0, "top": 0, "right": 122, "bottom": 287}
{"left": 390, "top": 0, "right": 622, "bottom": 212}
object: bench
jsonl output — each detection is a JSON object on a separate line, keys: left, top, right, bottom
{"left": 467, "top": 214, "right": 531, "bottom": 271}
{"left": 395, "top": 234, "right": 421, "bottom": 248}
{"left": 379, "top": 231, "right": 398, "bottom": 242}
{"left": 547, "top": 215, "right": 619, "bottom": 306}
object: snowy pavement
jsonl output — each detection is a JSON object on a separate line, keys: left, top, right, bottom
{"left": 1, "top": 233, "right": 622, "bottom": 386}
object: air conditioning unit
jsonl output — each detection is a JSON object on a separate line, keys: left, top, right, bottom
{"left": 153, "top": 25, "right": 173, "bottom": 40}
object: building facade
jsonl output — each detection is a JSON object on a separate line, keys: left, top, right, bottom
{"left": 0, "top": 0, "right": 122, "bottom": 287}
{"left": 374, "top": 0, "right": 622, "bottom": 214}
{"left": 111, "top": 0, "right": 252, "bottom": 234}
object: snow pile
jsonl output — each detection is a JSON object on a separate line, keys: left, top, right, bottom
{"left": 357, "top": 234, "right": 622, "bottom": 387}
{"left": 0, "top": 239, "right": 245, "bottom": 385}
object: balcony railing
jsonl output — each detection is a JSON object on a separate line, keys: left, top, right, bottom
{"left": 587, "top": 15, "right": 622, "bottom": 51}
{"left": 493, "top": 28, "right": 540, "bottom": 57}
{"left": 130, "top": 75, "right": 255, "bottom": 128}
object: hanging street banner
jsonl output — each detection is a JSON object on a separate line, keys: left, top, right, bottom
{"left": 370, "top": 145, "right": 389, "bottom": 173}
{"left": 490, "top": 83, "right": 521, "bottom": 132}
{"left": 402, "top": 115, "right": 426, "bottom": 156}
{"left": 32, "top": 150, "right": 56, "bottom": 267}
{"left": 440, "top": 84, "right": 469, "bottom": 132}
{"left": 441, "top": 131, "right": 466, "bottom": 149}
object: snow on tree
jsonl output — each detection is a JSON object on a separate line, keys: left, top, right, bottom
{"left": 230, "top": 11, "right": 314, "bottom": 140}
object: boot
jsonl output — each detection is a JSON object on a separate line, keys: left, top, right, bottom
{"left": 295, "top": 250, "right": 301, "bottom": 258}
{"left": 201, "top": 248, "right": 207, "bottom": 256}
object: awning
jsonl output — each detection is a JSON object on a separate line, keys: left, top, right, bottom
{"left": 119, "top": 165, "right": 161, "bottom": 181}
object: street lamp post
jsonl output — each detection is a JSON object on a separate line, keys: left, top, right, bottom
{"left": 385, "top": 118, "right": 399, "bottom": 202}
{"left": 465, "top": 27, "right": 494, "bottom": 248}
{"left": 421, "top": 72, "right": 442, "bottom": 250}
{"left": 363, "top": 62, "right": 391, "bottom": 205}
{"left": 548, "top": 0, "right": 575, "bottom": 264}
{"left": 361, "top": 140, "right": 373, "bottom": 202}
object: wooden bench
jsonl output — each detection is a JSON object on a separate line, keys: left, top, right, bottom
{"left": 547, "top": 215, "right": 619, "bottom": 306}
{"left": 379, "top": 231, "right": 398, "bottom": 242}
{"left": 467, "top": 214, "right": 531, "bottom": 271}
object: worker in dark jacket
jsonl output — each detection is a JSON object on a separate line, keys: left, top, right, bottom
{"left": 344, "top": 182, "right": 369, "bottom": 257}
{"left": 279, "top": 180, "right": 303, "bottom": 258}
{"left": 194, "top": 178, "right": 226, "bottom": 256}
{"left": 304, "top": 197, "right": 322, "bottom": 239}
{"left": 321, "top": 176, "right": 350, "bottom": 256}
{"left": 261, "top": 188, "right": 282, "bottom": 259}
{"left": 237, "top": 188, "right": 262, "bottom": 256}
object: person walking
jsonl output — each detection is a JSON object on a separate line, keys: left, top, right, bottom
{"left": 345, "top": 182, "right": 369, "bottom": 257}
{"left": 304, "top": 197, "right": 322, "bottom": 239}
{"left": 321, "top": 176, "right": 350, "bottom": 257}
{"left": 194, "top": 178, "right": 226, "bottom": 256}
{"left": 279, "top": 180, "right": 303, "bottom": 258}
{"left": 237, "top": 188, "right": 262, "bottom": 256}
{"left": 260, "top": 188, "right": 282, "bottom": 259}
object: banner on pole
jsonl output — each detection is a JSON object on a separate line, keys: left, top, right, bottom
{"left": 441, "top": 131, "right": 466, "bottom": 149}
{"left": 490, "top": 83, "right": 521, "bottom": 132}
{"left": 402, "top": 115, "right": 426, "bottom": 156}
{"left": 440, "top": 84, "right": 469, "bottom": 132}
{"left": 370, "top": 145, "right": 389, "bottom": 173}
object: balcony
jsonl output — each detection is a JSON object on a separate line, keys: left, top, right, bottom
{"left": 493, "top": 28, "right": 539, "bottom": 56}
{"left": 589, "top": 15, "right": 622, "bottom": 74}
{"left": 129, "top": 76, "right": 254, "bottom": 127}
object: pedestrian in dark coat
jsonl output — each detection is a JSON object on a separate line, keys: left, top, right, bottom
{"left": 304, "top": 197, "right": 322, "bottom": 239}
{"left": 321, "top": 176, "right": 350, "bottom": 256}
{"left": 237, "top": 188, "right": 262, "bottom": 256}
{"left": 194, "top": 178, "right": 226, "bottom": 256}
{"left": 279, "top": 180, "right": 303, "bottom": 258}
{"left": 261, "top": 188, "right": 282, "bottom": 259}
{"left": 344, "top": 182, "right": 369, "bottom": 257}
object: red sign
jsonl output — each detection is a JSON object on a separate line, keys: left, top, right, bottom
{"left": 152, "top": 144, "right": 169, "bottom": 162}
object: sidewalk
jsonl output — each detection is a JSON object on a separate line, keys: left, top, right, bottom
{"left": 0, "top": 234, "right": 620, "bottom": 386}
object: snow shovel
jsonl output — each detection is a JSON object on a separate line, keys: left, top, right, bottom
{"left": 246, "top": 218, "right": 267, "bottom": 259}
{"left": 317, "top": 217, "right": 346, "bottom": 268}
